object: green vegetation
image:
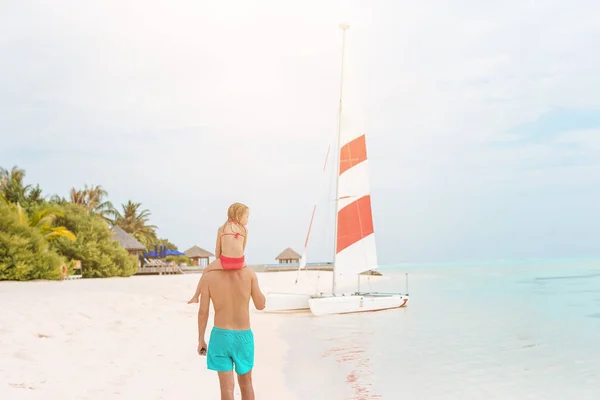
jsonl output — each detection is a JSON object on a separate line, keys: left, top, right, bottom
{"left": 111, "top": 200, "right": 158, "bottom": 247}
{"left": 0, "top": 165, "right": 182, "bottom": 281}
{"left": 0, "top": 201, "right": 64, "bottom": 281}
{"left": 50, "top": 203, "right": 138, "bottom": 278}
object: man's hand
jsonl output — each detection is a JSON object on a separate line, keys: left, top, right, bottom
{"left": 197, "top": 276, "right": 210, "bottom": 356}
{"left": 198, "top": 339, "right": 207, "bottom": 356}
{"left": 250, "top": 269, "right": 266, "bottom": 310}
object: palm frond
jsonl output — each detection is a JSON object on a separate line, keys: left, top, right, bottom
{"left": 45, "top": 226, "right": 77, "bottom": 242}
{"left": 15, "top": 203, "right": 28, "bottom": 225}
{"left": 29, "top": 206, "right": 64, "bottom": 229}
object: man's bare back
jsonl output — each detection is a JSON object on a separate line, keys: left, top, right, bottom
{"left": 197, "top": 268, "right": 266, "bottom": 400}
{"left": 203, "top": 268, "right": 265, "bottom": 330}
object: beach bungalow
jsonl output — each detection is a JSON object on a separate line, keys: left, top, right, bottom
{"left": 275, "top": 247, "right": 301, "bottom": 264}
{"left": 111, "top": 226, "right": 145, "bottom": 256}
{"left": 185, "top": 245, "right": 215, "bottom": 267}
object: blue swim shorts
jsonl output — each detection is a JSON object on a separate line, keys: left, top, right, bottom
{"left": 207, "top": 327, "right": 254, "bottom": 375}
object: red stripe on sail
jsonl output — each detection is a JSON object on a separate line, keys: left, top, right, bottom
{"left": 339, "top": 134, "right": 367, "bottom": 175}
{"left": 337, "top": 195, "right": 374, "bottom": 254}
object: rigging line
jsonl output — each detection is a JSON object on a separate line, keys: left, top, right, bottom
{"left": 321, "top": 139, "right": 336, "bottom": 292}
{"left": 295, "top": 144, "right": 331, "bottom": 284}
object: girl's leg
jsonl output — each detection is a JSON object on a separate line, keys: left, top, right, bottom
{"left": 187, "top": 258, "right": 222, "bottom": 303}
{"left": 203, "top": 257, "right": 223, "bottom": 273}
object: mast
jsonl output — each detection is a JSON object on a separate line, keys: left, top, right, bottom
{"left": 332, "top": 23, "right": 349, "bottom": 295}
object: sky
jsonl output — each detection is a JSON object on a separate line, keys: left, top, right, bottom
{"left": 1, "top": 0, "right": 600, "bottom": 264}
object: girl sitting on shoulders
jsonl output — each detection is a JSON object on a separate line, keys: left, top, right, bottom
{"left": 187, "top": 202, "right": 249, "bottom": 304}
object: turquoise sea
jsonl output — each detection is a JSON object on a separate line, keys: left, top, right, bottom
{"left": 281, "top": 259, "right": 600, "bottom": 399}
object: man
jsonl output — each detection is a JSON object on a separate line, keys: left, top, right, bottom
{"left": 197, "top": 267, "right": 266, "bottom": 400}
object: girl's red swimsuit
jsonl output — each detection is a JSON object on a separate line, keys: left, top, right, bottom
{"left": 219, "top": 254, "right": 245, "bottom": 270}
{"left": 220, "top": 222, "right": 246, "bottom": 270}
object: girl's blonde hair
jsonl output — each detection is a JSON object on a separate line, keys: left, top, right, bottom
{"left": 224, "top": 202, "right": 249, "bottom": 231}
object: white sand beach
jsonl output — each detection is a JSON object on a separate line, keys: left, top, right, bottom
{"left": 0, "top": 270, "right": 387, "bottom": 400}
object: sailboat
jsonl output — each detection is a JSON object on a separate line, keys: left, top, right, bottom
{"left": 264, "top": 23, "right": 409, "bottom": 316}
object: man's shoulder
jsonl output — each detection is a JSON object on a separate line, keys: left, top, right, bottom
{"left": 240, "top": 267, "right": 256, "bottom": 277}
{"left": 202, "top": 268, "right": 254, "bottom": 281}
{"left": 201, "top": 270, "right": 219, "bottom": 284}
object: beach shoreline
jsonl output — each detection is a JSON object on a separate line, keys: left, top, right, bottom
{"left": 0, "top": 273, "right": 296, "bottom": 399}
{"left": 0, "top": 270, "right": 391, "bottom": 399}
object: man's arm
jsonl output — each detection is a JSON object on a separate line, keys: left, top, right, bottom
{"left": 197, "top": 276, "right": 211, "bottom": 346}
{"left": 250, "top": 269, "right": 266, "bottom": 310}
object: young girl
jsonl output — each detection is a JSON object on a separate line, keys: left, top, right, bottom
{"left": 187, "top": 202, "right": 249, "bottom": 304}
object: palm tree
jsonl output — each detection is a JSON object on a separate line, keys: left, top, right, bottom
{"left": 111, "top": 200, "right": 158, "bottom": 246}
{"left": 69, "top": 184, "right": 114, "bottom": 221}
{"left": 0, "top": 165, "right": 31, "bottom": 205}
{"left": 69, "top": 188, "right": 86, "bottom": 205}
{"left": 0, "top": 165, "right": 27, "bottom": 187}
{"left": 0, "top": 166, "right": 46, "bottom": 209}
{"left": 86, "top": 185, "right": 114, "bottom": 220}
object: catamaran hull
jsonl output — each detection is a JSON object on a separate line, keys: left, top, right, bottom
{"left": 308, "top": 293, "right": 409, "bottom": 316}
{"left": 263, "top": 292, "right": 311, "bottom": 313}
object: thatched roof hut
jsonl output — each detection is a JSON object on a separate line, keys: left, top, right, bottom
{"left": 185, "top": 245, "right": 214, "bottom": 267}
{"left": 275, "top": 247, "right": 301, "bottom": 264}
{"left": 111, "top": 226, "right": 145, "bottom": 254}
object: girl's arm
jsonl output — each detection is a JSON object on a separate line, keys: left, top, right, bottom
{"left": 215, "top": 227, "right": 222, "bottom": 258}
{"left": 243, "top": 227, "right": 248, "bottom": 252}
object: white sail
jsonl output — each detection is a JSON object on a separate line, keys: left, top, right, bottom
{"left": 266, "top": 23, "right": 410, "bottom": 316}
{"left": 333, "top": 26, "right": 378, "bottom": 279}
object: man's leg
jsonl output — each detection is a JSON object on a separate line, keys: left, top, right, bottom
{"left": 232, "top": 329, "right": 255, "bottom": 399}
{"left": 217, "top": 371, "right": 235, "bottom": 400}
{"left": 237, "top": 370, "right": 254, "bottom": 400}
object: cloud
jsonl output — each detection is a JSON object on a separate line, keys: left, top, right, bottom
{"left": 1, "top": 0, "right": 600, "bottom": 263}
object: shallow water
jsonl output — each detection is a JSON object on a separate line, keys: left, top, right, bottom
{"left": 281, "top": 260, "right": 600, "bottom": 399}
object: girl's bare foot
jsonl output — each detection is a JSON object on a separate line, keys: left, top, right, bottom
{"left": 188, "top": 296, "right": 199, "bottom": 304}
